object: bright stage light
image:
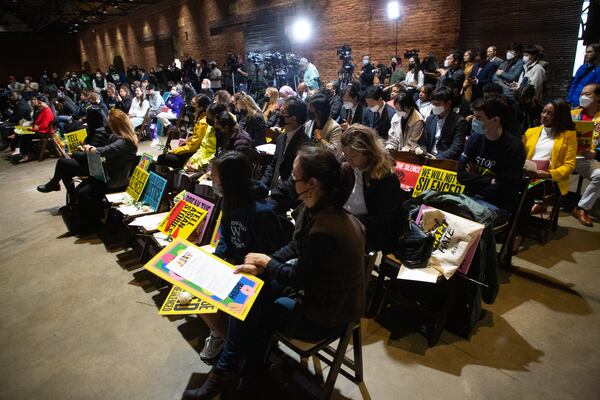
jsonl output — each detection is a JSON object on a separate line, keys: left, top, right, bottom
{"left": 290, "top": 17, "right": 312, "bottom": 43}
{"left": 387, "top": 1, "right": 400, "bottom": 19}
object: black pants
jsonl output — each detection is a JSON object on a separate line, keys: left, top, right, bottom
{"left": 50, "top": 156, "right": 89, "bottom": 190}
{"left": 19, "top": 133, "right": 49, "bottom": 156}
{"left": 157, "top": 152, "right": 190, "bottom": 169}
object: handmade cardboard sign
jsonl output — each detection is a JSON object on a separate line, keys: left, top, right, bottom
{"left": 412, "top": 165, "right": 465, "bottom": 197}
{"left": 126, "top": 166, "right": 150, "bottom": 201}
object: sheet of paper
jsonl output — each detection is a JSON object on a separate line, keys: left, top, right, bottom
{"left": 117, "top": 204, "right": 153, "bottom": 217}
{"left": 397, "top": 265, "right": 441, "bottom": 283}
{"left": 167, "top": 246, "right": 240, "bottom": 300}
{"left": 256, "top": 143, "right": 276, "bottom": 155}
{"left": 129, "top": 212, "right": 169, "bottom": 231}
{"left": 153, "top": 232, "right": 171, "bottom": 247}
{"left": 200, "top": 244, "right": 216, "bottom": 254}
{"left": 523, "top": 160, "right": 537, "bottom": 173}
{"left": 106, "top": 192, "right": 131, "bottom": 204}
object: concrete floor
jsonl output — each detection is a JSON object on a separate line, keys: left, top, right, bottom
{"left": 1, "top": 145, "right": 599, "bottom": 400}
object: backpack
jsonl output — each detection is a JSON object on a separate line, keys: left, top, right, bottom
{"left": 59, "top": 178, "right": 103, "bottom": 234}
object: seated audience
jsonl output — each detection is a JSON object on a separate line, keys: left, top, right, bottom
{"left": 184, "top": 146, "right": 365, "bottom": 399}
{"left": 116, "top": 85, "right": 132, "bottom": 114}
{"left": 184, "top": 102, "right": 227, "bottom": 174}
{"left": 438, "top": 51, "right": 465, "bottom": 89}
{"left": 0, "top": 91, "right": 32, "bottom": 150}
{"left": 196, "top": 150, "right": 293, "bottom": 363}
{"left": 493, "top": 43, "right": 525, "bottom": 99}
{"left": 523, "top": 98, "right": 577, "bottom": 211}
{"left": 362, "top": 85, "right": 395, "bottom": 140}
{"left": 305, "top": 93, "right": 342, "bottom": 158}
{"left": 325, "top": 81, "right": 343, "bottom": 121}
{"left": 214, "top": 111, "right": 252, "bottom": 156}
{"left": 416, "top": 83, "right": 434, "bottom": 118}
{"left": 234, "top": 92, "right": 266, "bottom": 146}
{"left": 513, "top": 46, "right": 546, "bottom": 102}
{"left": 571, "top": 83, "right": 600, "bottom": 226}
{"left": 567, "top": 43, "right": 600, "bottom": 107}
{"left": 342, "top": 125, "right": 407, "bottom": 251}
{"left": 14, "top": 94, "right": 55, "bottom": 163}
{"left": 105, "top": 83, "right": 119, "bottom": 110}
{"left": 262, "top": 87, "right": 280, "bottom": 127}
{"left": 155, "top": 86, "right": 184, "bottom": 145}
{"left": 279, "top": 85, "right": 297, "bottom": 99}
{"left": 339, "top": 84, "right": 364, "bottom": 131}
{"left": 158, "top": 94, "right": 212, "bottom": 169}
{"left": 200, "top": 79, "right": 214, "bottom": 100}
{"left": 260, "top": 97, "right": 310, "bottom": 190}
{"left": 421, "top": 87, "right": 469, "bottom": 160}
{"left": 487, "top": 45, "right": 504, "bottom": 67}
{"left": 145, "top": 85, "right": 165, "bottom": 119}
{"left": 458, "top": 99, "right": 526, "bottom": 224}
{"left": 401, "top": 56, "right": 425, "bottom": 94}
{"left": 128, "top": 87, "right": 149, "bottom": 128}
{"left": 92, "top": 71, "right": 107, "bottom": 93}
{"left": 385, "top": 91, "right": 425, "bottom": 152}
{"left": 386, "top": 84, "right": 402, "bottom": 108}
{"left": 297, "top": 82, "right": 309, "bottom": 101}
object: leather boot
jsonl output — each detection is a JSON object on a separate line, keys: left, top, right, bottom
{"left": 182, "top": 369, "right": 240, "bottom": 400}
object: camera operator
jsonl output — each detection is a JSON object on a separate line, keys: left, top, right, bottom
{"left": 300, "top": 57, "right": 320, "bottom": 90}
{"left": 359, "top": 55, "right": 376, "bottom": 88}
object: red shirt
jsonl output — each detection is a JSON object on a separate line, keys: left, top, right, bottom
{"left": 33, "top": 106, "right": 54, "bottom": 134}
{"left": 580, "top": 110, "right": 594, "bottom": 121}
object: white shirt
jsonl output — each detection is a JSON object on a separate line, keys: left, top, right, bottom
{"left": 432, "top": 115, "right": 447, "bottom": 154}
{"left": 532, "top": 126, "right": 555, "bottom": 160}
{"left": 403, "top": 70, "right": 424, "bottom": 90}
{"left": 416, "top": 100, "right": 432, "bottom": 118}
{"left": 344, "top": 168, "right": 369, "bottom": 216}
{"left": 209, "top": 67, "right": 222, "bottom": 89}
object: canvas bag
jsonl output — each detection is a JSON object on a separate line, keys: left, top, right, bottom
{"left": 417, "top": 206, "right": 485, "bottom": 279}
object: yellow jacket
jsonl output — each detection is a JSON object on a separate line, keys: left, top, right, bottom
{"left": 186, "top": 128, "right": 216, "bottom": 171}
{"left": 171, "top": 113, "right": 209, "bottom": 155}
{"left": 523, "top": 126, "right": 577, "bottom": 195}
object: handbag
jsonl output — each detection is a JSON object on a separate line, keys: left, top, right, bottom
{"left": 59, "top": 178, "right": 102, "bottom": 234}
{"left": 392, "top": 220, "right": 435, "bottom": 269}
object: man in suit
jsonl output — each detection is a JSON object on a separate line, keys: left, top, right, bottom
{"left": 362, "top": 85, "right": 395, "bottom": 140}
{"left": 260, "top": 97, "right": 310, "bottom": 190}
{"left": 339, "top": 83, "right": 364, "bottom": 131}
{"left": 420, "top": 87, "right": 469, "bottom": 160}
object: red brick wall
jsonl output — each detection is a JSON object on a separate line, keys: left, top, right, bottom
{"left": 77, "top": 0, "right": 461, "bottom": 83}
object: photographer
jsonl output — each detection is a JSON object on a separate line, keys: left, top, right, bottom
{"left": 300, "top": 57, "right": 320, "bottom": 90}
{"left": 359, "top": 55, "right": 375, "bottom": 88}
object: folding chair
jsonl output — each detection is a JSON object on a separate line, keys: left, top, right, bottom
{"left": 136, "top": 109, "right": 151, "bottom": 141}
{"left": 390, "top": 150, "right": 425, "bottom": 165}
{"left": 426, "top": 158, "right": 459, "bottom": 171}
{"left": 493, "top": 178, "right": 529, "bottom": 268}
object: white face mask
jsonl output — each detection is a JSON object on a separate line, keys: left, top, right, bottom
{"left": 506, "top": 52, "right": 515, "bottom": 61}
{"left": 522, "top": 56, "right": 530, "bottom": 64}
{"left": 432, "top": 105, "right": 445, "bottom": 115}
{"left": 579, "top": 95, "right": 593, "bottom": 108}
{"left": 171, "top": 90, "right": 177, "bottom": 96}
{"left": 369, "top": 105, "right": 380, "bottom": 113}
{"left": 363, "top": 59, "right": 369, "bottom": 66}
{"left": 396, "top": 110, "right": 407, "bottom": 118}
{"left": 443, "top": 59, "right": 450, "bottom": 68}
{"left": 343, "top": 101, "right": 354, "bottom": 110}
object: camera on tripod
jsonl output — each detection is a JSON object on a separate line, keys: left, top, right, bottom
{"left": 404, "top": 49, "right": 420, "bottom": 59}
{"left": 246, "top": 52, "right": 263, "bottom": 65}
{"left": 375, "top": 63, "right": 392, "bottom": 79}
{"left": 337, "top": 44, "right": 352, "bottom": 60}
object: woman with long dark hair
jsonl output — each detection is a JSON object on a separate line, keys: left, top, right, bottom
{"left": 184, "top": 147, "right": 366, "bottom": 399}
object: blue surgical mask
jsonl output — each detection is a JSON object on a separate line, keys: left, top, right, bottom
{"left": 472, "top": 118, "right": 485, "bottom": 135}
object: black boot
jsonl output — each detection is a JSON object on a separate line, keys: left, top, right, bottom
{"left": 182, "top": 369, "right": 239, "bottom": 400}
{"left": 37, "top": 179, "right": 61, "bottom": 193}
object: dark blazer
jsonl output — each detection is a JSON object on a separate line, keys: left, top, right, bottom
{"left": 340, "top": 104, "right": 364, "bottom": 125}
{"left": 352, "top": 171, "right": 408, "bottom": 252}
{"left": 9, "top": 98, "right": 32, "bottom": 123}
{"left": 240, "top": 113, "right": 266, "bottom": 146}
{"left": 471, "top": 61, "right": 499, "bottom": 99}
{"left": 421, "top": 111, "right": 469, "bottom": 160}
{"left": 96, "top": 135, "right": 138, "bottom": 189}
{"left": 328, "top": 94, "right": 343, "bottom": 121}
{"left": 362, "top": 103, "right": 396, "bottom": 139}
{"left": 260, "top": 126, "right": 310, "bottom": 190}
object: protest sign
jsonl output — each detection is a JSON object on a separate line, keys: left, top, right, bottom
{"left": 63, "top": 129, "right": 87, "bottom": 152}
{"left": 183, "top": 192, "right": 215, "bottom": 242}
{"left": 140, "top": 172, "right": 167, "bottom": 212}
{"left": 126, "top": 166, "right": 150, "bottom": 201}
{"left": 159, "top": 285, "right": 218, "bottom": 315}
{"left": 157, "top": 200, "right": 207, "bottom": 239}
{"left": 395, "top": 161, "right": 423, "bottom": 191}
{"left": 138, "top": 152, "right": 154, "bottom": 171}
{"left": 412, "top": 165, "right": 465, "bottom": 197}
{"left": 575, "top": 121, "right": 595, "bottom": 157}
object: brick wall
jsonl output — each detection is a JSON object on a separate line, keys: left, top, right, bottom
{"left": 77, "top": 0, "right": 461, "bottom": 83}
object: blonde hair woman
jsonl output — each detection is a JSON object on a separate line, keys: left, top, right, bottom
{"left": 262, "top": 87, "right": 280, "bottom": 122}
{"left": 233, "top": 92, "right": 266, "bottom": 145}
{"left": 340, "top": 124, "right": 407, "bottom": 251}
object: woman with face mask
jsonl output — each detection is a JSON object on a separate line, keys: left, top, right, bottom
{"left": 184, "top": 102, "right": 228, "bottom": 174}
{"left": 189, "top": 150, "right": 293, "bottom": 368}
{"left": 401, "top": 56, "right": 425, "bottom": 93}
{"left": 305, "top": 93, "right": 343, "bottom": 159}
{"left": 512, "top": 46, "right": 546, "bottom": 102}
{"left": 184, "top": 147, "right": 364, "bottom": 399}
{"left": 385, "top": 91, "right": 426, "bottom": 153}
{"left": 154, "top": 86, "right": 185, "bottom": 146}
{"left": 262, "top": 87, "right": 280, "bottom": 127}
{"left": 92, "top": 70, "right": 107, "bottom": 93}
{"left": 233, "top": 92, "right": 266, "bottom": 146}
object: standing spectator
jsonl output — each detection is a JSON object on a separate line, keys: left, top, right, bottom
{"left": 469, "top": 49, "right": 499, "bottom": 100}
{"left": 208, "top": 61, "right": 222, "bottom": 90}
{"left": 390, "top": 56, "right": 406, "bottom": 84}
{"left": 487, "top": 46, "right": 504, "bottom": 67}
{"left": 300, "top": 57, "right": 320, "bottom": 90}
{"left": 359, "top": 55, "right": 375, "bottom": 88}
{"left": 402, "top": 56, "right": 425, "bottom": 95}
{"left": 513, "top": 46, "right": 546, "bottom": 102}
{"left": 571, "top": 83, "right": 600, "bottom": 226}
{"left": 567, "top": 43, "right": 600, "bottom": 107}
{"left": 362, "top": 85, "right": 396, "bottom": 140}
{"left": 462, "top": 50, "right": 475, "bottom": 102}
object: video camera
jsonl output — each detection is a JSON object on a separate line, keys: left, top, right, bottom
{"left": 336, "top": 44, "right": 352, "bottom": 60}
{"left": 246, "top": 52, "right": 263, "bottom": 65}
{"left": 374, "top": 63, "right": 392, "bottom": 79}
{"left": 404, "top": 49, "right": 420, "bottom": 59}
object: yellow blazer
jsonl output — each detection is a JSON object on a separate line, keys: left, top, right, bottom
{"left": 523, "top": 126, "right": 577, "bottom": 195}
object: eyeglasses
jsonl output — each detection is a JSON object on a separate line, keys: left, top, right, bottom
{"left": 291, "top": 173, "right": 306, "bottom": 183}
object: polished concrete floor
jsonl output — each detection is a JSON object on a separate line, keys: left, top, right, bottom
{"left": 1, "top": 146, "right": 599, "bottom": 400}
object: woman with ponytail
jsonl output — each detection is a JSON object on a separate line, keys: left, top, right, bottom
{"left": 184, "top": 146, "right": 366, "bottom": 399}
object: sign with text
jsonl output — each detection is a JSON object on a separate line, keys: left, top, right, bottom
{"left": 157, "top": 200, "right": 208, "bottom": 239}
{"left": 183, "top": 192, "right": 215, "bottom": 243}
{"left": 159, "top": 285, "right": 218, "bottom": 315}
{"left": 126, "top": 166, "right": 150, "bottom": 201}
{"left": 63, "top": 129, "right": 87, "bottom": 152}
{"left": 140, "top": 172, "right": 167, "bottom": 212}
{"left": 395, "top": 162, "right": 423, "bottom": 191}
{"left": 138, "top": 152, "right": 154, "bottom": 171}
{"left": 412, "top": 165, "right": 465, "bottom": 197}
{"left": 575, "top": 121, "right": 595, "bottom": 156}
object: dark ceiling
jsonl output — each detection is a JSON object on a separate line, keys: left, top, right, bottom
{"left": 0, "top": 0, "right": 162, "bottom": 33}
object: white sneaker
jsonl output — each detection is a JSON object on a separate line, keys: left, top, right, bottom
{"left": 150, "top": 138, "right": 160, "bottom": 147}
{"left": 199, "top": 334, "right": 225, "bottom": 361}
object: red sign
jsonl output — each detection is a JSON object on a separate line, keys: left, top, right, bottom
{"left": 395, "top": 162, "right": 422, "bottom": 191}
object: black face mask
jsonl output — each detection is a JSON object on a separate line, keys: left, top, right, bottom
{"left": 206, "top": 118, "right": 214, "bottom": 127}
{"left": 391, "top": 62, "right": 397, "bottom": 69}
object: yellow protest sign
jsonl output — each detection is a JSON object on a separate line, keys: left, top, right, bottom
{"left": 126, "top": 166, "right": 150, "bottom": 201}
{"left": 157, "top": 200, "right": 207, "bottom": 240}
{"left": 14, "top": 125, "right": 34, "bottom": 135}
{"left": 63, "top": 129, "right": 87, "bottom": 152}
{"left": 575, "top": 121, "right": 595, "bottom": 156}
{"left": 159, "top": 285, "right": 218, "bottom": 315}
{"left": 412, "top": 165, "right": 465, "bottom": 197}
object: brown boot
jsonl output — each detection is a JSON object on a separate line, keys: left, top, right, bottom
{"left": 572, "top": 208, "right": 593, "bottom": 227}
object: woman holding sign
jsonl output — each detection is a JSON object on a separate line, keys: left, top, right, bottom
{"left": 184, "top": 147, "right": 366, "bottom": 399}
{"left": 37, "top": 109, "right": 138, "bottom": 224}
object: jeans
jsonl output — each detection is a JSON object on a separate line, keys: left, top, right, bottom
{"left": 215, "top": 281, "right": 345, "bottom": 375}
{"left": 472, "top": 195, "right": 510, "bottom": 226}
{"left": 576, "top": 159, "right": 600, "bottom": 211}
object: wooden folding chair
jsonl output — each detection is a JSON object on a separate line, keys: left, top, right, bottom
{"left": 426, "top": 158, "right": 459, "bottom": 171}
